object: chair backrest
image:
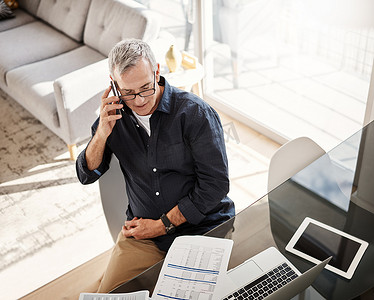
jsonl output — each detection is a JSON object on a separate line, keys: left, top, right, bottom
{"left": 267, "top": 137, "right": 326, "bottom": 192}
{"left": 98, "top": 155, "right": 128, "bottom": 243}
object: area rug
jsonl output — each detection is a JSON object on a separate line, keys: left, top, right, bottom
{"left": 0, "top": 89, "right": 114, "bottom": 299}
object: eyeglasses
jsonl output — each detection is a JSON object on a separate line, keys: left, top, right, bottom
{"left": 115, "top": 72, "right": 156, "bottom": 102}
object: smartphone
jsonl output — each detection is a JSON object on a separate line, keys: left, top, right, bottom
{"left": 110, "top": 80, "right": 119, "bottom": 98}
{"left": 110, "top": 80, "right": 125, "bottom": 115}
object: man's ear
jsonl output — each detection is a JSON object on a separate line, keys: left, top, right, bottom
{"left": 156, "top": 63, "right": 161, "bottom": 81}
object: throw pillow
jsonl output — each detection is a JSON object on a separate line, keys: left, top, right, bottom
{"left": 5, "top": 0, "right": 18, "bottom": 9}
{"left": 0, "top": 0, "right": 15, "bottom": 19}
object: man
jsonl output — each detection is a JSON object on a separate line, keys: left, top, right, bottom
{"left": 76, "top": 39, "right": 234, "bottom": 292}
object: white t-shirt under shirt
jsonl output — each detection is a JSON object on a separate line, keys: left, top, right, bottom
{"left": 133, "top": 112, "right": 151, "bottom": 136}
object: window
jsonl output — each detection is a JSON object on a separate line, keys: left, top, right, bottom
{"left": 199, "top": 0, "right": 374, "bottom": 150}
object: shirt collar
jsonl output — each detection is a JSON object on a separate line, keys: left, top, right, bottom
{"left": 155, "top": 76, "right": 172, "bottom": 114}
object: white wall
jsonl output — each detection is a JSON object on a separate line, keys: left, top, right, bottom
{"left": 364, "top": 58, "right": 374, "bottom": 125}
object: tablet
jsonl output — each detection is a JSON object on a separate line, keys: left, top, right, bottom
{"left": 285, "top": 217, "right": 368, "bottom": 279}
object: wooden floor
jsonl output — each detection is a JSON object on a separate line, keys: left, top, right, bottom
{"left": 217, "top": 109, "right": 281, "bottom": 211}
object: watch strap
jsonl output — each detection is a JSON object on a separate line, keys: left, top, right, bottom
{"left": 160, "top": 213, "right": 176, "bottom": 234}
{"left": 160, "top": 213, "right": 171, "bottom": 227}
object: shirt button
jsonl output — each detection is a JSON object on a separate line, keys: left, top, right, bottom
{"left": 155, "top": 191, "right": 160, "bottom": 196}
{"left": 153, "top": 168, "right": 157, "bottom": 172}
{"left": 136, "top": 124, "right": 140, "bottom": 128}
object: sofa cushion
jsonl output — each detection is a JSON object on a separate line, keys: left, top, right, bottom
{"left": 36, "top": 0, "right": 91, "bottom": 42}
{"left": 84, "top": 0, "right": 157, "bottom": 57}
{"left": 0, "top": 8, "right": 36, "bottom": 32}
{"left": 18, "top": 0, "right": 40, "bottom": 15}
{"left": 6, "top": 46, "right": 105, "bottom": 135}
{"left": 53, "top": 59, "right": 109, "bottom": 144}
{"left": 0, "top": 21, "right": 80, "bottom": 86}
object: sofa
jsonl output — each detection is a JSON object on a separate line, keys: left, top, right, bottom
{"left": 0, "top": 0, "right": 160, "bottom": 159}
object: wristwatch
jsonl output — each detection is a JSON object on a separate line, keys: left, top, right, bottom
{"left": 160, "top": 214, "right": 176, "bottom": 235}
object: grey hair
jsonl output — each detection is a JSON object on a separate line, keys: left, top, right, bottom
{"left": 108, "top": 38, "right": 157, "bottom": 78}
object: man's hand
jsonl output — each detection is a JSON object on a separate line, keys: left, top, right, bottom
{"left": 85, "top": 86, "right": 123, "bottom": 171}
{"left": 121, "top": 206, "right": 186, "bottom": 240}
{"left": 97, "top": 85, "right": 123, "bottom": 141}
{"left": 122, "top": 217, "right": 166, "bottom": 240}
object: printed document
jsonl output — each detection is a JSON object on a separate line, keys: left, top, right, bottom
{"left": 152, "top": 235, "right": 233, "bottom": 299}
{"left": 79, "top": 290, "right": 149, "bottom": 300}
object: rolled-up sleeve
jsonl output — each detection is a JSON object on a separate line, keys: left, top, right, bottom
{"left": 178, "top": 105, "right": 230, "bottom": 224}
{"left": 178, "top": 195, "right": 206, "bottom": 224}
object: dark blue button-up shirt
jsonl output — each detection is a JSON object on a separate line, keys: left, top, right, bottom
{"left": 76, "top": 77, "right": 234, "bottom": 251}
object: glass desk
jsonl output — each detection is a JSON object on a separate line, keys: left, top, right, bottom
{"left": 112, "top": 120, "right": 374, "bottom": 299}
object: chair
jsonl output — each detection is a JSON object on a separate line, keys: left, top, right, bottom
{"left": 181, "top": 0, "right": 194, "bottom": 51}
{"left": 267, "top": 137, "right": 326, "bottom": 300}
{"left": 267, "top": 137, "right": 326, "bottom": 192}
{"left": 98, "top": 155, "right": 129, "bottom": 243}
{"left": 217, "top": 0, "right": 282, "bottom": 88}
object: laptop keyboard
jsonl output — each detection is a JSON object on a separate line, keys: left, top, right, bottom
{"left": 222, "top": 262, "right": 299, "bottom": 300}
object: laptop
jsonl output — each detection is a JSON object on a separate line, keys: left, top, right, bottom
{"left": 220, "top": 247, "right": 330, "bottom": 300}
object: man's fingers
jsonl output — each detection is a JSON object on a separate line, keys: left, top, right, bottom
{"left": 125, "top": 217, "right": 141, "bottom": 229}
{"left": 106, "top": 114, "right": 122, "bottom": 122}
{"left": 122, "top": 226, "right": 132, "bottom": 237}
{"left": 102, "top": 86, "right": 120, "bottom": 106}
{"left": 102, "top": 85, "right": 112, "bottom": 99}
{"left": 102, "top": 95, "right": 119, "bottom": 106}
{"left": 125, "top": 220, "right": 135, "bottom": 228}
{"left": 101, "top": 103, "right": 123, "bottom": 115}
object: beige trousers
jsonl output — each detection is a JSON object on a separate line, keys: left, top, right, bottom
{"left": 97, "top": 232, "right": 166, "bottom": 293}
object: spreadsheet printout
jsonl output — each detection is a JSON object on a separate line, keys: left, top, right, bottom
{"left": 152, "top": 235, "right": 233, "bottom": 300}
{"left": 79, "top": 290, "right": 149, "bottom": 300}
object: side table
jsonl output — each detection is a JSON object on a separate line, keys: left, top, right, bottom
{"left": 162, "top": 52, "right": 204, "bottom": 97}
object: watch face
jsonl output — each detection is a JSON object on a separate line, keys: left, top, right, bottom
{"left": 167, "top": 224, "right": 176, "bottom": 234}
